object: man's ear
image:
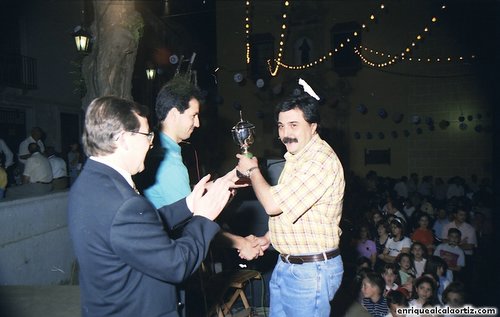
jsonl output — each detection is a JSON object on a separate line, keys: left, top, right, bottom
{"left": 311, "top": 122, "right": 318, "bottom": 134}
{"left": 117, "top": 131, "right": 131, "bottom": 152}
{"left": 166, "top": 107, "right": 180, "bottom": 121}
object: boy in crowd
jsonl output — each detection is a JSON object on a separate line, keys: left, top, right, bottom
{"left": 434, "top": 228, "right": 465, "bottom": 272}
{"left": 361, "top": 272, "right": 389, "bottom": 317}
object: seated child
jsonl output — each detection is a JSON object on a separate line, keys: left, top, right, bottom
{"left": 385, "top": 290, "right": 409, "bottom": 317}
{"left": 361, "top": 271, "right": 389, "bottom": 317}
{"left": 411, "top": 242, "right": 428, "bottom": 278}
{"left": 409, "top": 275, "right": 439, "bottom": 308}
{"left": 381, "top": 263, "right": 411, "bottom": 299}
{"left": 395, "top": 253, "right": 416, "bottom": 286}
{"left": 434, "top": 228, "right": 465, "bottom": 272}
{"left": 442, "top": 281, "right": 466, "bottom": 308}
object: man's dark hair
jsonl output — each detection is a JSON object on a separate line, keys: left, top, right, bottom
{"left": 447, "top": 227, "right": 461, "bottom": 237}
{"left": 155, "top": 76, "right": 202, "bottom": 122}
{"left": 28, "top": 142, "right": 40, "bottom": 154}
{"left": 275, "top": 93, "right": 320, "bottom": 124}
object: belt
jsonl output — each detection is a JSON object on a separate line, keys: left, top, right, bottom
{"left": 36, "top": 181, "right": 53, "bottom": 184}
{"left": 279, "top": 248, "right": 340, "bottom": 265}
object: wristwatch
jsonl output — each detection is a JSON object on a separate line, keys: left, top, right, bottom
{"left": 244, "top": 166, "right": 259, "bottom": 178}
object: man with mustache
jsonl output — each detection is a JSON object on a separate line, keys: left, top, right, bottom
{"left": 237, "top": 92, "right": 346, "bottom": 317}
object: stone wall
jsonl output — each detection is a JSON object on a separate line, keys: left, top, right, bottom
{"left": 0, "top": 191, "right": 75, "bottom": 285}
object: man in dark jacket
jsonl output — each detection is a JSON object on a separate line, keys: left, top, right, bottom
{"left": 68, "top": 96, "right": 236, "bottom": 317}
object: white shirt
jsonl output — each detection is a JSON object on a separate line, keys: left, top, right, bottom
{"left": 385, "top": 236, "right": 411, "bottom": 257}
{"left": 48, "top": 155, "right": 68, "bottom": 178}
{"left": 434, "top": 243, "right": 465, "bottom": 268}
{"left": 18, "top": 136, "right": 45, "bottom": 164}
{"left": 23, "top": 152, "right": 53, "bottom": 183}
{"left": 0, "top": 138, "right": 14, "bottom": 168}
{"left": 414, "top": 258, "right": 426, "bottom": 277}
{"left": 441, "top": 221, "right": 477, "bottom": 255}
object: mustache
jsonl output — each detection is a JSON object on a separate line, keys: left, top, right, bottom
{"left": 282, "top": 137, "right": 298, "bottom": 144}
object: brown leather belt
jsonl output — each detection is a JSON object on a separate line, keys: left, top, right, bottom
{"left": 279, "top": 248, "right": 340, "bottom": 265}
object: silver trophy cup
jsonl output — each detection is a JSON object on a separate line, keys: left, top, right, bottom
{"left": 231, "top": 110, "right": 255, "bottom": 158}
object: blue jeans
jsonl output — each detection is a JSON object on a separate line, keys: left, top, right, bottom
{"left": 269, "top": 253, "right": 343, "bottom": 317}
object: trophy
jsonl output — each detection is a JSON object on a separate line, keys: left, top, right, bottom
{"left": 231, "top": 110, "right": 255, "bottom": 158}
{"left": 231, "top": 111, "right": 256, "bottom": 179}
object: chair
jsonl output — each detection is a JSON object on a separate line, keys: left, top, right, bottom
{"left": 200, "top": 261, "right": 262, "bottom": 317}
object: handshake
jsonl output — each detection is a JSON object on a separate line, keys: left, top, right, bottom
{"left": 236, "top": 233, "right": 271, "bottom": 261}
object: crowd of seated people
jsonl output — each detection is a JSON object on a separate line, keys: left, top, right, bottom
{"left": 0, "top": 127, "right": 86, "bottom": 201}
{"left": 338, "top": 171, "right": 494, "bottom": 317}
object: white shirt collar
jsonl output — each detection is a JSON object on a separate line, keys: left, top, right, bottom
{"left": 90, "top": 156, "right": 135, "bottom": 189}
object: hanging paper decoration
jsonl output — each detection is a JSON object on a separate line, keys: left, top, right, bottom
{"left": 411, "top": 115, "right": 421, "bottom": 124}
{"left": 233, "top": 73, "right": 244, "bottom": 83}
{"left": 459, "top": 122, "right": 467, "bottom": 130}
{"left": 366, "top": 132, "right": 373, "bottom": 139}
{"left": 467, "top": 115, "right": 473, "bottom": 121}
{"left": 169, "top": 54, "right": 179, "bottom": 65}
{"left": 357, "top": 104, "right": 368, "bottom": 114}
{"left": 391, "top": 131, "right": 398, "bottom": 138}
{"left": 425, "top": 117, "right": 434, "bottom": 126}
{"left": 476, "top": 113, "right": 482, "bottom": 120}
{"left": 378, "top": 132, "right": 385, "bottom": 139}
{"left": 474, "top": 125, "right": 483, "bottom": 133}
{"left": 256, "top": 78, "right": 265, "bottom": 88}
{"left": 439, "top": 120, "right": 450, "bottom": 129}
{"left": 378, "top": 108, "right": 388, "bottom": 119}
{"left": 392, "top": 113, "right": 404, "bottom": 123}
{"left": 458, "top": 115, "right": 465, "bottom": 122}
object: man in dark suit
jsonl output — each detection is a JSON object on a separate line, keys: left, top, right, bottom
{"left": 68, "top": 96, "right": 237, "bottom": 317}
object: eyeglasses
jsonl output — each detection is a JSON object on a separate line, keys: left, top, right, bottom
{"left": 127, "top": 130, "right": 155, "bottom": 144}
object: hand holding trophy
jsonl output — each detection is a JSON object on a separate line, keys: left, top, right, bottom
{"left": 231, "top": 110, "right": 256, "bottom": 179}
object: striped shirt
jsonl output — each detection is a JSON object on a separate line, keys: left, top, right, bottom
{"left": 269, "top": 133, "right": 345, "bottom": 254}
{"left": 362, "top": 297, "right": 388, "bottom": 317}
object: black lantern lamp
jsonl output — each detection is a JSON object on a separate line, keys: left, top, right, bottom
{"left": 72, "top": 25, "right": 92, "bottom": 53}
{"left": 146, "top": 65, "right": 156, "bottom": 80}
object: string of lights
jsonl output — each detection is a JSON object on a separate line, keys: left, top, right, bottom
{"left": 263, "top": 2, "right": 476, "bottom": 73}
{"left": 244, "top": 0, "right": 252, "bottom": 64}
{"left": 266, "top": 0, "right": 291, "bottom": 76}
{"left": 358, "top": 5, "right": 453, "bottom": 68}
{"left": 266, "top": 1, "right": 386, "bottom": 73}
{"left": 356, "top": 45, "right": 477, "bottom": 68}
